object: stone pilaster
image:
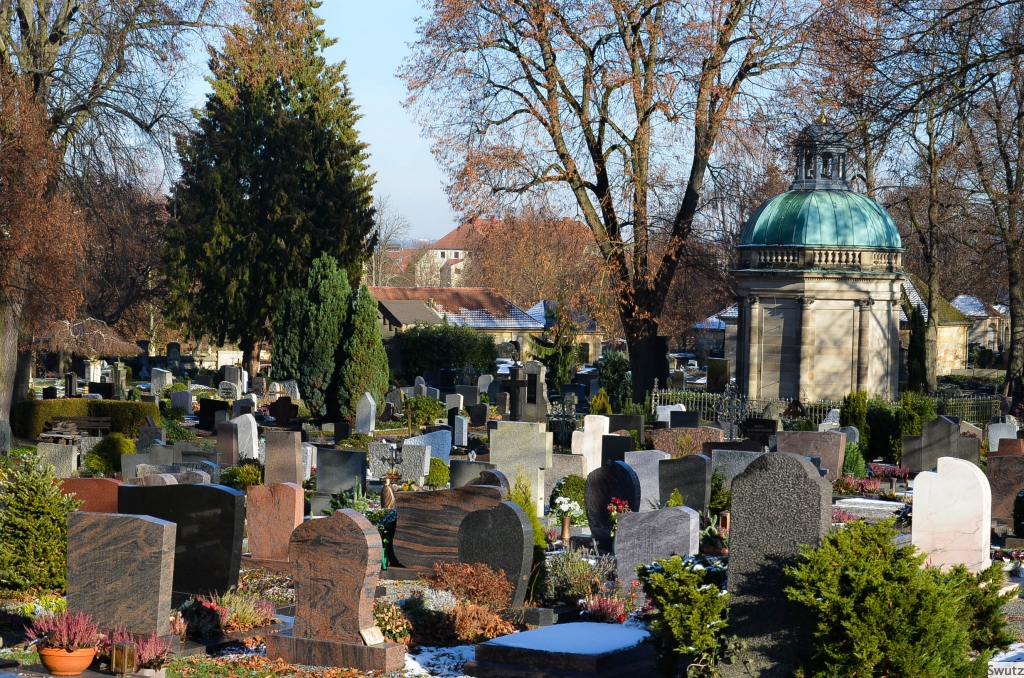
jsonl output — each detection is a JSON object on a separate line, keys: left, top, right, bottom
{"left": 856, "top": 298, "right": 875, "bottom": 392}
{"left": 747, "top": 296, "right": 761, "bottom": 397}
{"left": 798, "top": 297, "right": 815, "bottom": 400}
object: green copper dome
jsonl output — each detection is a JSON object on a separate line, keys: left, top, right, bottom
{"left": 739, "top": 190, "right": 902, "bottom": 250}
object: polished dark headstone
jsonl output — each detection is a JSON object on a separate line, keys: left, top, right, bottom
{"left": 659, "top": 454, "right": 712, "bottom": 513}
{"left": 468, "top": 403, "right": 489, "bottom": 427}
{"left": 458, "top": 501, "right": 533, "bottom": 606}
{"left": 606, "top": 415, "right": 644, "bottom": 443}
{"left": 450, "top": 460, "right": 496, "bottom": 488}
{"left": 670, "top": 410, "right": 701, "bottom": 429}
{"left": 311, "top": 448, "right": 367, "bottom": 515}
{"left": 393, "top": 486, "right": 505, "bottom": 572}
{"left": 67, "top": 512, "right": 175, "bottom": 636}
{"left": 464, "top": 468, "right": 511, "bottom": 494}
{"left": 118, "top": 483, "right": 244, "bottom": 604}
{"left": 197, "top": 398, "right": 230, "bottom": 431}
{"left": 584, "top": 461, "right": 641, "bottom": 540}
{"left": 267, "top": 396, "right": 299, "bottom": 425}
{"left": 601, "top": 434, "right": 634, "bottom": 466}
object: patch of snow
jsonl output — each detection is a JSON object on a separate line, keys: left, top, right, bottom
{"left": 484, "top": 622, "right": 649, "bottom": 655}
{"left": 403, "top": 646, "right": 475, "bottom": 677}
{"left": 993, "top": 642, "right": 1024, "bottom": 663}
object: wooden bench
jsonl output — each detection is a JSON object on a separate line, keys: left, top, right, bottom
{"left": 46, "top": 417, "right": 112, "bottom": 437}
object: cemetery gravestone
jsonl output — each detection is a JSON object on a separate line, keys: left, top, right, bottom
{"left": 245, "top": 482, "right": 304, "bottom": 572}
{"left": 584, "top": 461, "right": 641, "bottom": 541}
{"left": 451, "top": 460, "right": 497, "bottom": 487}
{"left": 120, "top": 453, "right": 152, "bottom": 480}
{"left": 368, "top": 442, "right": 398, "bottom": 479}
{"left": 392, "top": 485, "right": 505, "bottom": 573}
{"left": 265, "top": 510, "right": 405, "bottom": 672}
{"left": 986, "top": 450, "right": 1024, "bottom": 525}
{"left": 544, "top": 453, "right": 587, "bottom": 501}
{"left": 67, "top": 512, "right": 175, "bottom": 636}
{"left": 711, "top": 449, "right": 766, "bottom": 487}
{"left": 37, "top": 443, "right": 77, "bottom": 478}
{"left": 655, "top": 404, "right": 685, "bottom": 424}
{"left": 233, "top": 414, "right": 259, "bottom": 460}
{"left": 118, "top": 483, "right": 245, "bottom": 605}
{"left": 613, "top": 507, "right": 699, "bottom": 584}
{"left": 602, "top": 434, "right": 634, "bottom": 466}
{"left": 495, "top": 392, "right": 511, "bottom": 417}
{"left": 404, "top": 429, "right": 453, "bottom": 463}
{"left": 356, "top": 392, "right": 376, "bottom": 434}
{"left": 65, "top": 372, "right": 79, "bottom": 398}
{"left": 740, "top": 417, "right": 780, "bottom": 446}
{"left": 836, "top": 425, "right": 859, "bottom": 445}
{"left": 265, "top": 430, "right": 303, "bottom": 485}
{"left": 61, "top": 478, "right": 121, "bottom": 513}
{"left": 903, "top": 416, "right": 980, "bottom": 472}
{"left": 446, "top": 393, "right": 464, "bottom": 413}
{"left": 137, "top": 426, "right": 166, "bottom": 453}
{"left": 454, "top": 415, "right": 469, "bottom": 447}
{"left": 659, "top": 454, "right": 712, "bottom": 513}
{"left": 150, "top": 368, "right": 172, "bottom": 394}
{"left": 489, "top": 421, "right": 553, "bottom": 515}
{"left": 670, "top": 410, "right": 701, "bottom": 429}
{"left": 301, "top": 443, "right": 316, "bottom": 483}
{"left": 774, "top": 431, "right": 846, "bottom": 481}
{"left": 217, "top": 421, "right": 239, "bottom": 468}
{"left": 521, "top": 361, "right": 550, "bottom": 422}
{"left": 468, "top": 403, "right": 489, "bottom": 427}
{"left": 170, "top": 390, "right": 194, "bottom": 412}
{"left": 280, "top": 380, "right": 301, "bottom": 403}
{"left": 607, "top": 415, "right": 644, "bottom": 443}
{"left": 651, "top": 426, "right": 724, "bottom": 459}
{"left": 198, "top": 398, "right": 230, "bottom": 431}
{"left": 267, "top": 396, "right": 299, "bottom": 425}
{"left": 218, "top": 381, "right": 240, "bottom": 401}
{"left": 458, "top": 501, "right": 534, "bottom": 606}
{"left": 625, "top": 450, "right": 671, "bottom": 512}
{"left": 311, "top": 448, "right": 367, "bottom": 516}
{"left": 817, "top": 408, "right": 841, "bottom": 431}
{"left": 912, "top": 457, "right": 991, "bottom": 572}
{"left": 571, "top": 415, "right": 611, "bottom": 475}
{"left": 233, "top": 397, "right": 258, "bottom": 418}
{"left": 0, "top": 421, "right": 9, "bottom": 454}
{"left": 727, "top": 453, "right": 831, "bottom": 677}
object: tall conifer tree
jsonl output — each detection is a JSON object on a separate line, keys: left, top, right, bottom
{"left": 334, "top": 285, "right": 390, "bottom": 420}
{"left": 166, "top": 0, "right": 375, "bottom": 374}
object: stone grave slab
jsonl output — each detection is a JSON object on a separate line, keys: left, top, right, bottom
{"left": 392, "top": 486, "right": 505, "bottom": 573}
{"left": 451, "top": 460, "right": 496, "bottom": 487}
{"left": 489, "top": 421, "right": 553, "bottom": 515}
{"left": 61, "top": 478, "right": 121, "bottom": 513}
{"left": 456, "top": 385, "right": 479, "bottom": 407}
{"left": 837, "top": 425, "right": 859, "bottom": 445}
{"left": 232, "top": 414, "right": 259, "bottom": 460}
{"left": 987, "top": 452, "right": 1024, "bottom": 525}
{"left": 614, "top": 506, "right": 699, "bottom": 583}
{"left": 454, "top": 416, "right": 469, "bottom": 447}
{"left": 150, "top": 368, "right": 172, "bottom": 394}
{"left": 465, "top": 469, "right": 512, "bottom": 495}
{"left": 468, "top": 403, "right": 489, "bottom": 427}
{"left": 217, "top": 420, "right": 239, "bottom": 467}
{"left": 445, "top": 393, "right": 464, "bottom": 413}
{"left": 727, "top": 452, "right": 831, "bottom": 676}
{"left": 571, "top": 415, "right": 610, "bottom": 475}
{"left": 301, "top": 443, "right": 316, "bottom": 482}
{"left": 607, "top": 414, "right": 644, "bottom": 442}
{"left": 368, "top": 442, "right": 396, "bottom": 479}
{"left": 521, "top": 361, "right": 550, "bottom": 423}
{"left": 120, "top": 452, "right": 152, "bottom": 480}
{"left": 670, "top": 410, "right": 701, "bottom": 429}
{"left": 118, "top": 483, "right": 245, "bottom": 604}
{"left": 197, "top": 398, "right": 230, "bottom": 431}
{"left": 233, "top": 397, "right": 258, "bottom": 418}
{"left": 584, "top": 461, "right": 641, "bottom": 541}
{"left": 279, "top": 380, "right": 302, "bottom": 403}
{"left": 356, "top": 392, "right": 376, "bottom": 434}
{"left": 659, "top": 454, "right": 712, "bottom": 513}
{"left": 405, "top": 429, "right": 453, "bottom": 463}
{"left": 544, "top": 453, "right": 587, "bottom": 504}
{"left": 458, "top": 501, "right": 533, "bottom": 606}
{"left": 265, "top": 509, "right": 405, "bottom": 672}
{"left": 601, "top": 434, "right": 633, "bottom": 466}
{"left": 651, "top": 426, "right": 724, "bottom": 458}
{"left": 711, "top": 449, "right": 766, "bottom": 487}
{"left": 176, "top": 460, "right": 220, "bottom": 485}
{"left": 655, "top": 404, "right": 685, "bottom": 424}
{"left": 267, "top": 396, "right": 299, "bottom": 425}
{"left": 264, "top": 430, "right": 303, "bottom": 485}
{"left": 913, "top": 457, "right": 991, "bottom": 572}
{"left": 37, "top": 442, "right": 77, "bottom": 477}
{"left": 465, "top": 623, "right": 656, "bottom": 678}
{"left": 624, "top": 450, "right": 671, "bottom": 511}
{"left": 740, "top": 417, "right": 780, "bottom": 445}
{"left": 244, "top": 482, "right": 304, "bottom": 572}
{"left": 992, "top": 422, "right": 1020, "bottom": 451}
{"left": 817, "top": 408, "right": 841, "bottom": 431}
{"left": 170, "top": 390, "right": 193, "bottom": 412}
{"left": 311, "top": 448, "right": 367, "bottom": 516}
{"left": 67, "top": 512, "right": 175, "bottom": 636}
{"left": 775, "top": 430, "right": 847, "bottom": 481}
{"left": 996, "top": 438, "right": 1024, "bottom": 456}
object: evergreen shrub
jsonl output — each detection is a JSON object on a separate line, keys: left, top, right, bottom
{"left": 509, "top": 472, "right": 547, "bottom": 601}
{"left": 841, "top": 442, "right": 867, "bottom": 479}
{"left": 13, "top": 399, "right": 159, "bottom": 439}
{"left": 785, "top": 519, "right": 1013, "bottom": 677}
{"left": 589, "top": 389, "right": 612, "bottom": 415}
{"left": 425, "top": 458, "right": 450, "bottom": 488}
{"left": 84, "top": 433, "right": 136, "bottom": 475}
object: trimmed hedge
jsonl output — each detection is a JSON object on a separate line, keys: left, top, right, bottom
{"left": 14, "top": 399, "right": 160, "bottom": 439}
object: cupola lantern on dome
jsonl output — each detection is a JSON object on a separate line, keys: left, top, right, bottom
{"left": 789, "top": 117, "right": 852, "bottom": 191}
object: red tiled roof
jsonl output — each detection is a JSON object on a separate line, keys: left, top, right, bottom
{"left": 369, "top": 287, "right": 543, "bottom": 331}
{"left": 429, "top": 218, "right": 497, "bottom": 251}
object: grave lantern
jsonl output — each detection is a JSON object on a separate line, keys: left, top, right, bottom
{"left": 111, "top": 641, "right": 137, "bottom": 676}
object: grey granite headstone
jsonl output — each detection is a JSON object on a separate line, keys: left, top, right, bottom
{"left": 301, "top": 442, "right": 316, "bottom": 482}
{"left": 837, "top": 426, "right": 859, "bottom": 445}
{"left": 170, "top": 390, "right": 194, "bottom": 412}
{"left": 279, "top": 379, "right": 301, "bottom": 402}
{"left": 310, "top": 448, "right": 367, "bottom": 516}
{"left": 726, "top": 453, "right": 831, "bottom": 677}
{"left": 264, "top": 430, "right": 303, "bottom": 485}
{"left": 175, "top": 460, "right": 220, "bottom": 485}
{"left": 817, "top": 408, "right": 841, "bottom": 431}
{"left": 356, "top": 392, "right": 376, "bottom": 434}
{"left": 0, "top": 421, "right": 12, "bottom": 454}
{"left": 37, "top": 443, "right": 78, "bottom": 478}
{"left": 451, "top": 460, "right": 497, "bottom": 487}
{"left": 456, "top": 385, "right": 479, "bottom": 406}
{"left": 120, "top": 453, "right": 152, "bottom": 480}
{"left": 397, "top": 444, "right": 431, "bottom": 486}
{"left": 489, "top": 421, "right": 553, "bottom": 516}
{"left": 458, "top": 501, "right": 533, "bottom": 606}
{"left": 454, "top": 416, "right": 469, "bottom": 447}
{"left": 150, "top": 368, "right": 172, "bottom": 394}
{"left": 368, "top": 442, "right": 397, "bottom": 479}
{"left": 232, "top": 397, "right": 258, "bottom": 418}
{"left": 711, "top": 449, "right": 766, "bottom": 487}
{"left": 150, "top": 443, "right": 181, "bottom": 466}
{"left": 659, "top": 454, "right": 712, "bottom": 513}
{"left": 544, "top": 453, "right": 587, "bottom": 503}
{"left": 487, "top": 379, "right": 501, "bottom": 404}
{"left": 405, "top": 429, "right": 453, "bottom": 463}
{"left": 990, "top": 422, "right": 1017, "bottom": 452}
{"left": 137, "top": 426, "right": 166, "bottom": 454}
{"left": 625, "top": 450, "right": 671, "bottom": 511}
{"left": 613, "top": 506, "right": 699, "bottom": 584}
{"left": 135, "top": 463, "right": 178, "bottom": 477}
{"left": 584, "top": 461, "right": 641, "bottom": 541}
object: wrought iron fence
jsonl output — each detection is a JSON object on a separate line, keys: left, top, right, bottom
{"left": 650, "top": 382, "right": 1001, "bottom": 427}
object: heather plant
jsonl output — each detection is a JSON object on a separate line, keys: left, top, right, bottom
{"left": 102, "top": 627, "right": 172, "bottom": 669}
{"left": 26, "top": 611, "right": 100, "bottom": 651}
{"left": 785, "top": 519, "right": 1013, "bottom": 677}
{"left": 0, "top": 458, "right": 82, "bottom": 592}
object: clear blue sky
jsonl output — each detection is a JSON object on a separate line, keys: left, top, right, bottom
{"left": 187, "top": 1, "right": 457, "bottom": 241}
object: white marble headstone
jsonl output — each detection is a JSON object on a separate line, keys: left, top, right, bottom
{"left": 571, "top": 415, "right": 610, "bottom": 475}
{"left": 912, "top": 456, "right": 991, "bottom": 573}
{"left": 356, "top": 391, "right": 376, "bottom": 434}
{"left": 232, "top": 413, "right": 259, "bottom": 460}
{"left": 656, "top": 404, "right": 686, "bottom": 423}
{"left": 445, "top": 393, "right": 464, "bottom": 413}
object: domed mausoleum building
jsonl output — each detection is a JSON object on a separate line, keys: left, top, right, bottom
{"left": 733, "top": 120, "right": 904, "bottom": 400}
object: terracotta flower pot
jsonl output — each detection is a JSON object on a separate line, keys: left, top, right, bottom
{"left": 38, "top": 647, "right": 96, "bottom": 676}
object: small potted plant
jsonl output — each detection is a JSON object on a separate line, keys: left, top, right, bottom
{"left": 699, "top": 513, "right": 729, "bottom": 556}
{"left": 553, "top": 496, "right": 584, "bottom": 543}
{"left": 135, "top": 632, "right": 172, "bottom": 678}
{"left": 28, "top": 611, "right": 100, "bottom": 676}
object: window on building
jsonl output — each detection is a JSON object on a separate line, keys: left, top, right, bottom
{"left": 441, "top": 251, "right": 446, "bottom": 259}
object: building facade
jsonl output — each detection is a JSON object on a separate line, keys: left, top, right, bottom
{"left": 733, "top": 121, "right": 905, "bottom": 400}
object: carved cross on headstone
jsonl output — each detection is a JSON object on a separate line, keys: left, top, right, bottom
{"left": 499, "top": 365, "right": 528, "bottom": 422}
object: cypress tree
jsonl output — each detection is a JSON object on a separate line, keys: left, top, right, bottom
{"left": 297, "top": 255, "right": 351, "bottom": 418}
{"left": 334, "top": 285, "right": 389, "bottom": 420}
{"left": 908, "top": 305, "right": 927, "bottom": 392}
{"left": 166, "top": 0, "right": 375, "bottom": 373}
{"left": 272, "top": 289, "right": 304, "bottom": 383}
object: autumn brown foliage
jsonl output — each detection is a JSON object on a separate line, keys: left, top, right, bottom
{"left": 426, "top": 562, "right": 515, "bottom": 611}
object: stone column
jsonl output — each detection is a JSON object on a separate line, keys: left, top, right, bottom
{"left": 747, "top": 296, "right": 761, "bottom": 397}
{"left": 890, "top": 300, "right": 901, "bottom": 397}
{"left": 798, "top": 297, "right": 815, "bottom": 400}
{"left": 856, "top": 298, "right": 874, "bottom": 393}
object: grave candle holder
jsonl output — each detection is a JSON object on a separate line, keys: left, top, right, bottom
{"left": 111, "top": 641, "right": 138, "bottom": 676}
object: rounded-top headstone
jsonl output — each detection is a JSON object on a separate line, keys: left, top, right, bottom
{"left": 465, "top": 468, "right": 511, "bottom": 495}
{"left": 584, "top": 461, "right": 641, "bottom": 539}
{"left": 458, "top": 501, "right": 533, "bottom": 606}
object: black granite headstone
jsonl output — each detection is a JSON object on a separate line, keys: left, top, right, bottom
{"left": 118, "top": 483, "right": 245, "bottom": 605}
{"left": 670, "top": 410, "right": 701, "bottom": 429}
{"left": 584, "top": 461, "right": 641, "bottom": 541}
{"left": 659, "top": 454, "right": 712, "bottom": 513}
{"left": 450, "top": 460, "right": 497, "bottom": 487}
{"left": 89, "top": 382, "right": 114, "bottom": 399}
{"left": 601, "top": 434, "right": 634, "bottom": 466}
{"left": 607, "top": 414, "right": 644, "bottom": 441}
{"left": 267, "top": 396, "right": 299, "bottom": 425}
{"left": 42, "top": 386, "right": 58, "bottom": 400}
{"left": 741, "top": 418, "right": 779, "bottom": 446}
{"left": 468, "top": 403, "right": 489, "bottom": 427}
{"left": 458, "top": 501, "right": 533, "bottom": 606}
{"left": 311, "top": 448, "right": 367, "bottom": 516}
{"left": 197, "top": 398, "right": 230, "bottom": 431}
